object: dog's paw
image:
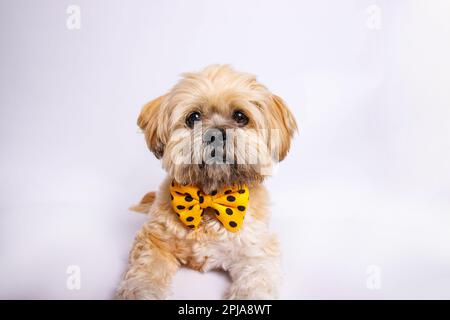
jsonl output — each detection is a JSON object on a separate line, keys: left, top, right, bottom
{"left": 225, "top": 279, "right": 279, "bottom": 300}
{"left": 116, "top": 279, "right": 168, "bottom": 300}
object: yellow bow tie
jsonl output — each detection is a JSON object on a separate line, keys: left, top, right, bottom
{"left": 169, "top": 181, "right": 249, "bottom": 232}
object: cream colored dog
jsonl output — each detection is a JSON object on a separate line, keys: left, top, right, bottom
{"left": 117, "top": 65, "right": 297, "bottom": 299}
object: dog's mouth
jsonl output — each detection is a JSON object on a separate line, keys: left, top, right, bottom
{"left": 171, "top": 161, "right": 264, "bottom": 194}
{"left": 189, "top": 162, "right": 262, "bottom": 194}
{"left": 167, "top": 129, "right": 268, "bottom": 192}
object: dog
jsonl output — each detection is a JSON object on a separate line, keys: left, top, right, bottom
{"left": 116, "top": 65, "right": 297, "bottom": 299}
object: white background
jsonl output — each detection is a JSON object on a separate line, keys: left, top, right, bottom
{"left": 1, "top": 0, "right": 450, "bottom": 299}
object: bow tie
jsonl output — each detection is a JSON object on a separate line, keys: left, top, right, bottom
{"left": 169, "top": 181, "right": 249, "bottom": 232}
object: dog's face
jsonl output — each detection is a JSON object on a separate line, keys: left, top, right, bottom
{"left": 138, "top": 65, "right": 297, "bottom": 193}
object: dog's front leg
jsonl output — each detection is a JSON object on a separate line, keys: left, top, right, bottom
{"left": 116, "top": 228, "right": 179, "bottom": 300}
{"left": 225, "top": 238, "right": 282, "bottom": 299}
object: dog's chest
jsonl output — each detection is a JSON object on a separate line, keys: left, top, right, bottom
{"left": 180, "top": 218, "right": 239, "bottom": 271}
{"left": 185, "top": 236, "right": 235, "bottom": 272}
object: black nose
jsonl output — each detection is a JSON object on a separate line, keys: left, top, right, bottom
{"left": 204, "top": 128, "right": 227, "bottom": 144}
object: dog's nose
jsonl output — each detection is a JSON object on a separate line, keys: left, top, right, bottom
{"left": 204, "top": 128, "right": 227, "bottom": 144}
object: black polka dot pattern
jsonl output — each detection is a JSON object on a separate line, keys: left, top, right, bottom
{"left": 169, "top": 181, "right": 249, "bottom": 232}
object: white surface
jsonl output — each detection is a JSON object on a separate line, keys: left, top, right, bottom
{"left": 1, "top": 0, "right": 450, "bottom": 299}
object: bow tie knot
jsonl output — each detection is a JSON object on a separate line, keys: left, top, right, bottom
{"left": 199, "top": 195, "right": 214, "bottom": 209}
{"left": 169, "top": 181, "right": 249, "bottom": 232}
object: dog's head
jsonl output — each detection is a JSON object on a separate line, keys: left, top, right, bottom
{"left": 137, "top": 65, "right": 297, "bottom": 193}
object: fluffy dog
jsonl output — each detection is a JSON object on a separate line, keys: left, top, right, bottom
{"left": 117, "top": 65, "right": 297, "bottom": 299}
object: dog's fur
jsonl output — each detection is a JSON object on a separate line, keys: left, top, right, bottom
{"left": 117, "top": 65, "right": 297, "bottom": 299}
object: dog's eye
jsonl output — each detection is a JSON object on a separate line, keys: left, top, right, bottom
{"left": 232, "top": 110, "right": 249, "bottom": 126}
{"left": 186, "top": 111, "right": 202, "bottom": 128}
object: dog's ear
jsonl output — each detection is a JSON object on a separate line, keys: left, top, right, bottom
{"left": 137, "top": 95, "right": 167, "bottom": 159}
{"left": 268, "top": 95, "right": 298, "bottom": 161}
